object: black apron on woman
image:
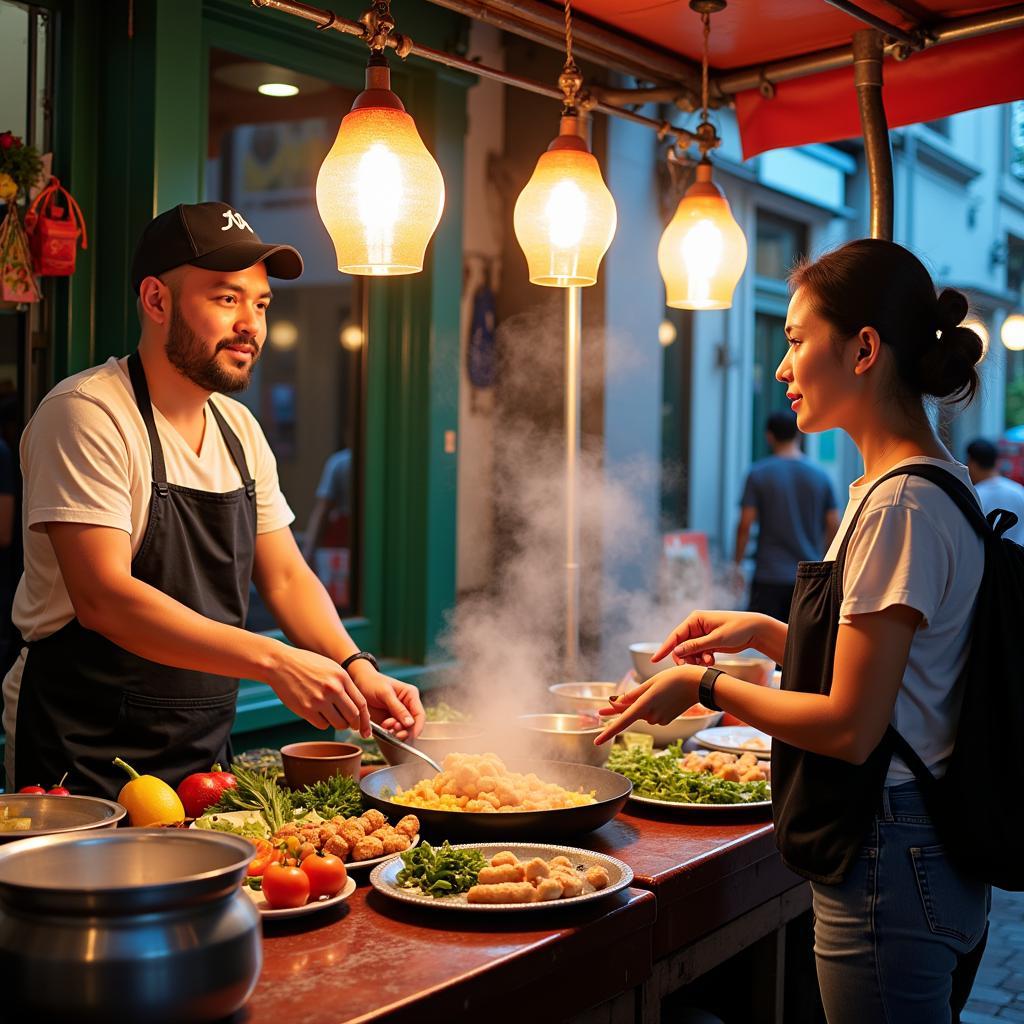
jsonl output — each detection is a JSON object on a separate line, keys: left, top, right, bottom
{"left": 14, "top": 351, "right": 256, "bottom": 799}
{"left": 772, "top": 463, "right": 971, "bottom": 885}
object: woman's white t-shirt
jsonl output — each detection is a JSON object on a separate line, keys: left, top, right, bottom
{"left": 824, "top": 456, "right": 983, "bottom": 784}
{"left": 2, "top": 356, "right": 294, "bottom": 783}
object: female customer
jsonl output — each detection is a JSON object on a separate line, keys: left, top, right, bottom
{"left": 596, "top": 239, "right": 988, "bottom": 1023}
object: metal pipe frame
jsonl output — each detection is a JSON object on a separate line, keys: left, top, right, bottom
{"left": 252, "top": 0, "right": 1024, "bottom": 146}
{"left": 564, "top": 287, "right": 582, "bottom": 681}
{"left": 822, "top": 0, "right": 919, "bottom": 45}
{"left": 853, "top": 29, "right": 894, "bottom": 240}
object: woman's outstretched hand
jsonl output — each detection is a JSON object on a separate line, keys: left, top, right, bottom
{"left": 653, "top": 610, "right": 768, "bottom": 666}
{"left": 593, "top": 666, "right": 701, "bottom": 746}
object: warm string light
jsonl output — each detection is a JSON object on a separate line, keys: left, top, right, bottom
{"left": 512, "top": 0, "right": 617, "bottom": 287}
{"left": 657, "top": 1, "right": 748, "bottom": 310}
{"left": 315, "top": 2, "right": 444, "bottom": 277}
{"left": 1002, "top": 314, "right": 1024, "bottom": 352}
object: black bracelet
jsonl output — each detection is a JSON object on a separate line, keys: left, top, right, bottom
{"left": 341, "top": 651, "right": 379, "bottom": 674}
{"left": 699, "top": 667, "right": 725, "bottom": 712}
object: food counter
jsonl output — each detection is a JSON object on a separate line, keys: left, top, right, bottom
{"left": 244, "top": 814, "right": 808, "bottom": 1024}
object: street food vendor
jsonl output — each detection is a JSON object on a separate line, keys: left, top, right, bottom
{"left": 3, "top": 201, "right": 424, "bottom": 798}
{"left": 596, "top": 240, "right": 990, "bottom": 1022}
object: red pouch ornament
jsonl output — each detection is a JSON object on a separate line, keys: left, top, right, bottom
{"left": 25, "top": 177, "right": 88, "bottom": 277}
{"left": 0, "top": 203, "right": 41, "bottom": 304}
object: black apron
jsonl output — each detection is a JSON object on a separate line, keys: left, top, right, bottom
{"left": 14, "top": 351, "right": 256, "bottom": 799}
{"left": 771, "top": 463, "right": 961, "bottom": 885}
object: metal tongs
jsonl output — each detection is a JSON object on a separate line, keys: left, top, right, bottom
{"left": 369, "top": 721, "right": 442, "bottom": 773}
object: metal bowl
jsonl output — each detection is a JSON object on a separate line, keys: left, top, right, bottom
{"left": 360, "top": 758, "right": 631, "bottom": 841}
{"left": 549, "top": 681, "right": 619, "bottom": 715}
{"left": 516, "top": 713, "right": 611, "bottom": 767}
{"left": 0, "top": 829, "right": 261, "bottom": 1023}
{"left": 629, "top": 641, "right": 671, "bottom": 681}
{"left": 0, "top": 794, "right": 126, "bottom": 844}
{"left": 376, "top": 720, "right": 487, "bottom": 767}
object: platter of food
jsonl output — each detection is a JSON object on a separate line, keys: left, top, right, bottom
{"left": 369, "top": 841, "right": 633, "bottom": 912}
{"left": 608, "top": 743, "right": 772, "bottom": 811}
{"left": 693, "top": 726, "right": 772, "bottom": 757}
{"left": 193, "top": 809, "right": 421, "bottom": 870}
{"left": 244, "top": 875, "right": 357, "bottom": 918}
{"left": 359, "top": 753, "right": 632, "bottom": 841}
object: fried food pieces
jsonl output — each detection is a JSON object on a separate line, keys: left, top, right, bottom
{"left": 465, "top": 850, "right": 611, "bottom": 904}
{"left": 391, "top": 753, "right": 597, "bottom": 813}
{"left": 273, "top": 809, "right": 420, "bottom": 863}
{"left": 678, "top": 750, "right": 769, "bottom": 783}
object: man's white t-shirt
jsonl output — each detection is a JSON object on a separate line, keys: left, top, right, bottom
{"left": 824, "top": 457, "right": 983, "bottom": 785}
{"left": 974, "top": 474, "right": 1024, "bottom": 546}
{"left": 2, "top": 356, "right": 294, "bottom": 780}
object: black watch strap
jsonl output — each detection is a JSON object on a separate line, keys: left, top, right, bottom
{"left": 699, "top": 667, "right": 725, "bottom": 712}
{"left": 341, "top": 651, "right": 379, "bottom": 674}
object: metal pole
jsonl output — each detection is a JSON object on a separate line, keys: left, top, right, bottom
{"left": 564, "top": 286, "right": 582, "bottom": 681}
{"left": 853, "top": 29, "right": 894, "bottom": 240}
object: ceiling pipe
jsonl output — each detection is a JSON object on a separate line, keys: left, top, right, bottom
{"left": 426, "top": 0, "right": 703, "bottom": 90}
{"left": 853, "top": 29, "right": 894, "bottom": 240}
{"left": 822, "top": 0, "right": 920, "bottom": 46}
{"left": 716, "top": 3, "right": 1024, "bottom": 95}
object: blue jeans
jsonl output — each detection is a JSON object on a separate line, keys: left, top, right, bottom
{"left": 810, "top": 779, "right": 991, "bottom": 1024}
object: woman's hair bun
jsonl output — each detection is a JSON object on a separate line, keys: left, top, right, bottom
{"left": 935, "top": 288, "right": 968, "bottom": 332}
{"left": 916, "top": 287, "right": 982, "bottom": 402}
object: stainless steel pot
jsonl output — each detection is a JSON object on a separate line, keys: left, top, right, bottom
{"left": 0, "top": 829, "right": 261, "bottom": 1023}
{"left": 0, "top": 793, "right": 126, "bottom": 844}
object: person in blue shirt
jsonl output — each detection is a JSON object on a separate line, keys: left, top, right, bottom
{"left": 734, "top": 410, "right": 839, "bottom": 621}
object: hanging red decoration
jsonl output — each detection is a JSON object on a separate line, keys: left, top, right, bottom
{"left": 25, "top": 177, "right": 88, "bottom": 277}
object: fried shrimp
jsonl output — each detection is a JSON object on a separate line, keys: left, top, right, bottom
{"left": 584, "top": 865, "right": 610, "bottom": 890}
{"left": 360, "top": 809, "right": 387, "bottom": 832}
{"left": 466, "top": 882, "right": 538, "bottom": 905}
{"left": 534, "top": 877, "right": 564, "bottom": 901}
{"left": 490, "top": 851, "right": 519, "bottom": 867}
{"left": 352, "top": 836, "right": 385, "bottom": 861}
{"left": 395, "top": 815, "right": 420, "bottom": 837}
{"left": 523, "top": 857, "right": 550, "bottom": 882}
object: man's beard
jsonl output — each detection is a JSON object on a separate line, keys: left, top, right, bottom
{"left": 165, "top": 305, "right": 260, "bottom": 394}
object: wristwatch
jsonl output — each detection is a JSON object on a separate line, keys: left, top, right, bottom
{"left": 698, "top": 667, "right": 725, "bottom": 712}
{"left": 341, "top": 651, "right": 379, "bottom": 675}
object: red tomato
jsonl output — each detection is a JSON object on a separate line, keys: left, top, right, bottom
{"left": 18, "top": 786, "right": 45, "bottom": 794}
{"left": 247, "top": 840, "right": 283, "bottom": 877}
{"left": 262, "top": 862, "right": 310, "bottom": 909}
{"left": 176, "top": 770, "right": 237, "bottom": 818}
{"left": 301, "top": 853, "right": 348, "bottom": 899}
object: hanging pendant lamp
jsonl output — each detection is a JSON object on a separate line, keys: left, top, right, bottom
{"left": 658, "top": 0, "right": 747, "bottom": 310}
{"left": 315, "top": 4, "right": 444, "bottom": 276}
{"left": 513, "top": 1, "right": 616, "bottom": 287}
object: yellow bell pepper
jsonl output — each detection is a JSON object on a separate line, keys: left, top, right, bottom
{"left": 112, "top": 757, "right": 185, "bottom": 826}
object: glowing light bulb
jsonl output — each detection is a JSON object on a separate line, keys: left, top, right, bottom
{"left": 268, "top": 320, "right": 299, "bottom": 350}
{"left": 658, "top": 161, "right": 747, "bottom": 310}
{"left": 1001, "top": 314, "right": 1024, "bottom": 352}
{"left": 964, "top": 318, "right": 989, "bottom": 360}
{"left": 316, "top": 62, "right": 444, "bottom": 276}
{"left": 513, "top": 116, "right": 616, "bottom": 287}
{"left": 340, "top": 324, "right": 365, "bottom": 350}
{"left": 258, "top": 83, "right": 299, "bottom": 97}
{"left": 658, "top": 319, "right": 677, "bottom": 346}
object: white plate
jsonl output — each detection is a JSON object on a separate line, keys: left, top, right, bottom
{"left": 369, "top": 842, "right": 633, "bottom": 912}
{"left": 191, "top": 810, "right": 420, "bottom": 869}
{"left": 245, "top": 875, "right": 356, "bottom": 918}
{"left": 625, "top": 749, "right": 771, "bottom": 811}
{"left": 694, "top": 726, "right": 772, "bottom": 756}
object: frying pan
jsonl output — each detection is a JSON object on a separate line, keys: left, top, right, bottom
{"left": 359, "top": 759, "right": 631, "bottom": 841}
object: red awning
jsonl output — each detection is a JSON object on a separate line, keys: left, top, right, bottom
{"left": 568, "top": 0, "right": 1024, "bottom": 156}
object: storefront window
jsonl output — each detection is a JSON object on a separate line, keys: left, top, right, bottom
{"left": 206, "top": 49, "right": 364, "bottom": 625}
{"left": 1010, "top": 102, "right": 1024, "bottom": 184}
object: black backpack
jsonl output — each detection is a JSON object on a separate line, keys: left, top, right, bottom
{"left": 884, "top": 463, "right": 1024, "bottom": 890}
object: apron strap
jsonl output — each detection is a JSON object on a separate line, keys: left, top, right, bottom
{"left": 126, "top": 350, "right": 168, "bottom": 485}
{"left": 207, "top": 399, "right": 256, "bottom": 497}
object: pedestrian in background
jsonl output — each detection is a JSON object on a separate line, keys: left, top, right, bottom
{"left": 966, "top": 437, "right": 1024, "bottom": 545}
{"left": 734, "top": 410, "right": 839, "bottom": 621}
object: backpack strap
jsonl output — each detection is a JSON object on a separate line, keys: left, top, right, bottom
{"left": 836, "top": 462, "right": 989, "bottom": 807}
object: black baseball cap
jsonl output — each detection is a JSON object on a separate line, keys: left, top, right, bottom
{"left": 130, "top": 201, "right": 303, "bottom": 293}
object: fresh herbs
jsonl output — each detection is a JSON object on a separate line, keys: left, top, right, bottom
{"left": 208, "top": 764, "right": 295, "bottom": 832}
{"left": 609, "top": 742, "right": 771, "bottom": 805}
{"left": 293, "top": 774, "right": 362, "bottom": 819}
{"left": 395, "top": 841, "right": 485, "bottom": 897}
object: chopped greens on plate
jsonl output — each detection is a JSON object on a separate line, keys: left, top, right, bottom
{"left": 395, "top": 841, "right": 485, "bottom": 897}
{"left": 608, "top": 741, "right": 771, "bottom": 805}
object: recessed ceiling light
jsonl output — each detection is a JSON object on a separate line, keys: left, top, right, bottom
{"left": 259, "top": 82, "right": 299, "bottom": 98}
